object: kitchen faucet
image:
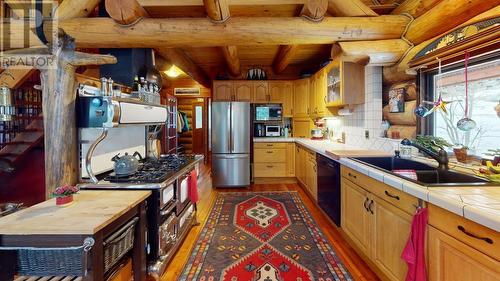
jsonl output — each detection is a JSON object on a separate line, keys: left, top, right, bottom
{"left": 401, "top": 138, "right": 449, "bottom": 170}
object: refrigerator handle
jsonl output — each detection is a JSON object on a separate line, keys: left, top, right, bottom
{"left": 230, "top": 103, "right": 234, "bottom": 152}
{"left": 227, "top": 103, "right": 232, "bottom": 153}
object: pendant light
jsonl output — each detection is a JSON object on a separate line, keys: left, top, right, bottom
{"left": 456, "top": 51, "right": 477, "bottom": 131}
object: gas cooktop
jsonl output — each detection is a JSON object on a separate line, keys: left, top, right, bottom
{"left": 104, "top": 154, "right": 197, "bottom": 183}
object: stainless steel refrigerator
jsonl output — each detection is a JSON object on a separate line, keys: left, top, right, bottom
{"left": 211, "top": 102, "right": 250, "bottom": 187}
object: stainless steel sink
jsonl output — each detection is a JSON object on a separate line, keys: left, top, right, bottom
{"left": 352, "top": 157, "right": 496, "bottom": 187}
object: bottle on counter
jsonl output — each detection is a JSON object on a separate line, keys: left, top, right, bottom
{"left": 133, "top": 75, "right": 140, "bottom": 91}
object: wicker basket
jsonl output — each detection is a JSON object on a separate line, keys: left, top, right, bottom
{"left": 103, "top": 217, "right": 138, "bottom": 273}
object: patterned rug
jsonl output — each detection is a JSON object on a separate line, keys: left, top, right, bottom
{"left": 180, "top": 192, "right": 353, "bottom": 281}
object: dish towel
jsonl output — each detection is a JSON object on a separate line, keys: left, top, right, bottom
{"left": 401, "top": 207, "right": 428, "bottom": 281}
{"left": 188, "top": 169, "right": 199, "bottom": 203}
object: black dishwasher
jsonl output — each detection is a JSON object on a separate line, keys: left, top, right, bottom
{"left": 317, "top": 154, "right": 341, "bottom": 226}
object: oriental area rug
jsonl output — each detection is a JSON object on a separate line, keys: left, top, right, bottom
{"left": 180, "top": 192, "right": 353, "bottom": 281}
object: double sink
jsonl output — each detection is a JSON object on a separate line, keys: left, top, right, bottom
{"left": 352, "top": 157, "right": 497, "bottom": 187}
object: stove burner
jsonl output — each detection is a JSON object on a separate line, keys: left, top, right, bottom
{"left": 105, "top": 154, "right": 197, "bottom": 183}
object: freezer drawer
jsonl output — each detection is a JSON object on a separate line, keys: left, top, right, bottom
{"left": 212, "top": 154, "right": 250, "bottom": 187}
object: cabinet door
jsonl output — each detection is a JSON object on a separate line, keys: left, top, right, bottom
{"left": 341, "top": 179, "right": 371, "bottom": 256}
{"left": 341, "top": 61, "right": 365, "bottom": 105}
{"left": 282, "top": 82, "right": 294, "bottom": 117}
{"left": 292, "top": 119, "right": 311, "bottom": 138}
{"left": 429, "top": 226, "right": 500, "bottom": 281}
{"left": 213, "top": 81, "right": 233, "bottom": 101}
{"left": 269, "top": 82, "right": 284, "bottom": 103}
{"left": 296, "top": 146, "right": 306, "bottom": 185}
{"left": 309, "top": 74, "right": 317, "bottom": 118}
{"left": 371, "top": 196, "right": 412, "bottom": 281}
{"left": 253, "top": 81, "right": 269, "bottom": 103}
{"left": 316, "top": 69, "right": 329, "bottom": 117}
{"left": 233, "top": 82, "right": 253, "bottom": 101}
{"left": 306, "top": 152, "right": 317, "bottom": 201}
{"left": 293, "top": 78, "right": 309, "bottom": 118}
{"left": 286, "top": 143, "right": 295, "bottom": 177}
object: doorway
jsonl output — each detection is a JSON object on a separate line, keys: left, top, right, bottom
{"left": 177, "top": 98, "right": 209, "bottom": 160}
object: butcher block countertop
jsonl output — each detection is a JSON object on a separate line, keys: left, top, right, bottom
{"left": 0, "top": 190, "right": 150, "bottom": 235}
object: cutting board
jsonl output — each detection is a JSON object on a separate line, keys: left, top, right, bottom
{"left": 326, "top": 149, "right": 392, "bottom": 159}
{"left": 0, "top": 190, "right": 150, "bottom": 235}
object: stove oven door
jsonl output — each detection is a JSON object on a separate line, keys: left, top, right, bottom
{"left": 158, "top": 210, "right": 177, "bottom": 257}
{"left": 160, "top": 181, "right": 176, "bottom": 210}
{"left": 176, "top": 171, "right": 192, "bottom": 214}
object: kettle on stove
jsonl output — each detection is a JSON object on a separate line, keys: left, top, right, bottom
{"left": 111, "top": 151, "right": 143, "bottom": 176}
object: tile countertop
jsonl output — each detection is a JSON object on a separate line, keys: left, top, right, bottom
{"left": 340, "top": 157, "right": 500, "bottom": 232}
{"left": 253, "top": 137, "right": 500, "bottom": 232}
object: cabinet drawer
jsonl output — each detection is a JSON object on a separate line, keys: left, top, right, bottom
{"left": 342, "top": 166, "right": 420, "bottom": 215}
{"left": 254, "top": 142, "right": 287, "bottom": 149}
{"left": 254, "top": 148, "right": 286, "bottom": 163}
{"left": 254, "top": 163, "right": 286, "bottom": 177}
{"left": 428, "top": 204, "right": 500, "bottom": 261}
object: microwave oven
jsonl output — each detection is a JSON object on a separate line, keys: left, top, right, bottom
{"left": 255, "top": 104, "right": 282, "bottom": 121}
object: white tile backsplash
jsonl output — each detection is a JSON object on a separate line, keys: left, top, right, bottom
{"left": 325, "top": 66, "right": 397, "bottom": 153}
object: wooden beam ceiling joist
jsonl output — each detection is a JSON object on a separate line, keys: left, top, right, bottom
{"left": 339, "top": 39, "right": 411, "bottom": 66}
{"left": 138, "top": 0, "right": 308, "bottom": 7}
{"left": 155, "top": 48, "right": 211, "bottom": 88}
{"left": 203, "top": 0, "right": 241, "bottom": 77}
{"left": 405, "top": 0, "right": 500, "bottom": 44}
{"left": 50, "top": 16, "right": 409, "bottom": 48}
{"left": 327, "top": 0, "right": 378, "bottom": 17}
{"left": 55, "top": 0, "right": 100, "bottom": 20}
{"left": 273, "top": 45, "right": 299, "bottom": 74}
{"left": 105, "top": 0, "right": 150, "bottom": 25}
{"left": 391, "top": 0, "right": 444, "bottom": 18}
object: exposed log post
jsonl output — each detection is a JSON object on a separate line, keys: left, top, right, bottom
{"left": 221, "top": 46, "right": 241, "bottom": 77}
{"left": 203, "top": 0, "right": 241, "bottom": 76}
{"left": 52, "top": 16, "right": 410, "bottom": 48}
{"left": 301, "top": 0, "right": 328, "bottom": 21}
{"left": 105, "top": 0, "right": 150, "bottom": 25}
{"left": 391, "top": 0, "right": 444, "bottom": 18}
{"left": 339, "top": 39, "right": 411, "bottom": 66}
{"left": 273, "top": 45, "right": 298, "bottom": 74}
{"left": 156, "top": 48, "right": 211, "bottom": 88}
{"left": 327, "top": 0, "right": 378, "bottom": 16}
{"left": 55, "top": 0, "right": 101, "bottom": 20}
{"left": 0, "top": 30, "right": 117, "bottom": 198}
{"left": 405, "top": 0, "right": 500, "bottom": 44}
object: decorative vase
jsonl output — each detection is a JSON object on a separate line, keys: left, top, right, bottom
{"left": 453, "top": 147, "right": 468, "bottom": 163}
{"left": 56, "top": 195, "right": 74, "bottom": 206}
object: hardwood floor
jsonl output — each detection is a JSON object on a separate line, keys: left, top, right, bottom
{"left": 160, "top": 163, "right": 379, "bottom": 281}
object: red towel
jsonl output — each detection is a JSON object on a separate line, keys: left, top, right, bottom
{"left": 188, "top": 169, "right": 199, "bottom": 203}
{"left": 401, "top": 207, "right": 428, "bottom": 281}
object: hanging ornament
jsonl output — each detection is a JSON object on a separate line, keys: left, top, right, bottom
{"left": 414, "top": 104, "right": 429, "bottom": 117}
{"left": 495, "top": 100, "right": 500, "bottom": 118}
{"left": 420, "top": 58, "right": 457, "bottom": 118}
{"left": 457, "top": 51, "right": 477, "bottom": 131}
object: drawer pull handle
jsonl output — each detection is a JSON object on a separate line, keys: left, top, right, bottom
{"left": 363, "top": 197, "right": 370, "bottom": 212}
{"left": 267, "top": 151, "right": 273, "bottom": 153}
{"left": 266, "top": 165, "right": 274, "bottom": 168}
{"left": 384, "top": 191, "right": 400, "bottom": 200}
{"left": 457, "top": 226, "right": 493, "bottom": 244}
{"left": 266, "top": 144, "right": 273, "bottom": 147}
{"left": 348, "top": 172, "right": 357, "bottom": 179}
{"left": 368, "top": 200, "right": 374, "bottom": 214}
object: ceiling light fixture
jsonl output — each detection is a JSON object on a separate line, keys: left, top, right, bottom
{"left": 164, "top": 65, "right": 184, "bottom": 78}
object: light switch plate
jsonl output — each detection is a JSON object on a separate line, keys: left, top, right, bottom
{"left": 365, "top": 130, "right": 369, "bottom": 139}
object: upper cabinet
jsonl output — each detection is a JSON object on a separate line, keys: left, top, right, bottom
{"left": 269, "top": 81, "right": 293, "bottom": 117}
{"left": 233, "top": 81, "right": 253, "bottom": 101}
{"left": 293, "top": 78, "right": 309, "bottom": 118}
{"left": 325, "top": 60, "right": 365, "bottom": 107}
{"left": 253, "top": 81, "right": 269, "bottom": 103}
{"left": 213, "top": 81, "right": 233, "bottom": 101}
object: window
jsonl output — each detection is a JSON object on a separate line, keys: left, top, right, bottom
{"left": 426, "top": 57, "right": 500, "bottom": 156}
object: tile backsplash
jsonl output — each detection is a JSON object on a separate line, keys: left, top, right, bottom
{"left": 326, "top": 66, "right": 400, "bottom": 153}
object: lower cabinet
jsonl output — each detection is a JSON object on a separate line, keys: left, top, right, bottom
{"left": 295, "top": 145, "right": 316, "bottom": 201}
{"left": 295, "top": 145, "right": 307, "bottom": 185}
{"left": 254, "top": 142, "right": 294, "bottom": 178}
{"left": 341, "top": 166, "right": 415, "bottom": 281}
{"left": 428, "top": 226, "right": 500, "bottom": 281}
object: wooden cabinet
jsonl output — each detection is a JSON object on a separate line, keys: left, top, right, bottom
{"left": 286, "top": 143, "right": 295, "bottom": 177}
{"left": 325, "top": 60, "right": 365, "bottom": 107}
{"left": 282, "top": 82, "right": 294, "bottom": 117}
{"left": 213, "top": 81, "right": 233, "bottom": 101}
{"left": 253, "top": 81, "right": 269, "bottom": 103}
{"left": 309, "top": 74, "right": 318, "bottom": 118}
{"left": 315, "top": 69, "right": 329, "bottom": 117}
{"left": 292, "top": 118, "right": 311, "bottom": 138}
{"left": 293, "top": 78, "right": 309, "bottom": 118}
{"left": 233, "top": 81, "right": 253, "bottom": 101}
{"left": 295, "top": 145, "right": 307, "bottom": 186}
{"left": 254, "top": 142, "right": 294, "bottom": 178}
{"left": 269, "top": 81, "right": 284, "bottom": 103}
{"left": 305, "top": 151, "right": 317, "bottom": 201}
{"left": 428, "top": 226, "right": 500, "bottom": 281}
{"left": 341, "top": 166, "right": 418, "bottom": 281}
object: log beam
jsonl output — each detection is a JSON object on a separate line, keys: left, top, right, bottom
{"left": 55, "top": 0, "right": 100, "bottom": 20}
{"left": 52, "top": 16, "right": 410, "bottom": 48}
{"left": 155, "top": 48, "right": 211, "bottom": 88}
{"left": 405, "top": 0, "right": 500, "bottom": 44}
{"left": 105, "top": 0, "right": 150, "bottom": 25}
{"left": 301, "top": 0, "right": 328, "bottom": 21}
{"left": 221, "top": 46, "right": 241, "bottom": 77}
{"left": 327, "top": 0, "right": 378, "bottom": 16}
{"left": 339, "top": 39, "right": 411, "bottom": 66}
{"left": 391, "top": 0, "right": 444, "bottom": 18}
{"left": 273, "top": 45, "right": 298, "bottom": 74}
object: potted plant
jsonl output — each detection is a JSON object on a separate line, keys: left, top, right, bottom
{"left": 414, "top": 135, "right": 452, "bottom": 154}
{"left": 483, "top": 149, "right": 500, "bottom": 166}
{"left": 453, "top": 144, "right": 469, "bottom": 163}
{"left": 52, "top": 184, "right": 79, "bottom": 206}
